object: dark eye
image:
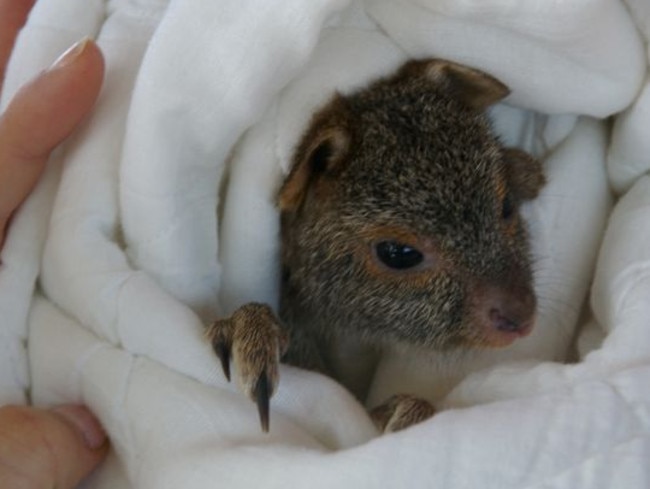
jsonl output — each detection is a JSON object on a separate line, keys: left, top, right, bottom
{"left": 375, "top": 241, "right": 424, "bottom": 270}
{"left": 501, "top": 193, "right": 515, "bottom": 220}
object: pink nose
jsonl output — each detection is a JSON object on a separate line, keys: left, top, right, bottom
{"left": 476, "top": 285, "right": 536, "bottom": 347}
{"left": 489, "top": 307, "right": 533, "bottom": 336}
{"left": 489, "top": 308, "right": 530, "bottom": 334}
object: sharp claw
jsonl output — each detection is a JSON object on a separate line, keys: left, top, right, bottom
{"left": 213, "top": 341, "right": 231, "bottom": 382}
{"left": 254, "top": 372, "right": 271, "bottom": 433}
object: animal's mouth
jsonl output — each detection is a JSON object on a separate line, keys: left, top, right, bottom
{"left": 464, "top": 280, "right": 537, "bottom": 348}
{"left": 477, "top": 312, "right": 535, "bottom": 348}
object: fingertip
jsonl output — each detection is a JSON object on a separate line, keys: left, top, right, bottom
{"left": 0, "top": 36, "right": 105, "bottom": 161}
{"left": 56, "top": 38, "right": 105, "bottom": 93}
{"left": 43, "top": 37, "right": 105, "bottom": 117}
{"left": 52, "top": 404, "right": 108, "bottom": 451}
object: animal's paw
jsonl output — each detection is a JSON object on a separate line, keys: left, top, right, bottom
{"left": 370, "top": 394, "right": 436, "bottom": 433}
{"left": 206, "top": 303, "right": 289, "bottom": 432}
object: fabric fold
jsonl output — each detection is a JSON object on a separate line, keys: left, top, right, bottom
{"left": 1, "top": 0, "right": 649, "bottom": 487}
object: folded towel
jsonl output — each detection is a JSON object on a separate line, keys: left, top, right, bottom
{"left": 1, "top": 0, "right": 649, "bottom": 487}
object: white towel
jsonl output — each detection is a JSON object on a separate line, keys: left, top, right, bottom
{"left": 1, "top": 0, "right": 649, "bottom": 487}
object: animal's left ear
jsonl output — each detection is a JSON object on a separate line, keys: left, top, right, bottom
{"left": 278, "top": 95, "right": 352, "bottom": 213}
{"left": 404, "top": 59, "right": 510, "bottom": 109}
{"left": 503, "top": 148, "right": 546, "bottom": 200}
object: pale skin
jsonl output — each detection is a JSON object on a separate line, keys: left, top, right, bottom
{"left": 0, "top": 0, "right": 109, "bottom": 488}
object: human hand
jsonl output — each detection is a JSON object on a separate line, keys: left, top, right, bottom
{"left": 0, "top": 2, "right": 108, "bottom": 488}
{"left": 0, "top": 404, "right": 108, "bottom": 488}
{"left": 0, "top": 0, "right": 104, "bottom": 248}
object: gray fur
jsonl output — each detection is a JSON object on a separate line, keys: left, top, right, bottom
{"left": 209, "top": 59, "right": 545, "bottom": 432}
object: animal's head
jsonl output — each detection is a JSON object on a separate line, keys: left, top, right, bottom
{"left": 278, "top": 59, "right": 545, "bottom": 351}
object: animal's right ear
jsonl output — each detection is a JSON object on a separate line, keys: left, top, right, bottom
{"left": 503, "top": 148, "right": 546, "bottom": 200}
{"left": 402, "top": 59, "right": 510, "bottom": 110}
{"left": 278, "top": 96, "right": 352, "bottom": 213}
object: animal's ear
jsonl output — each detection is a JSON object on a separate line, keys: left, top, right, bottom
{"left": 404, "top": 59, "right": 510, "bottom": 109}
{"left": 503, "top": 148, "right": 546, "bottom": 200}
{"left": 278, "top": 96, "right": 352, "bottom": 213}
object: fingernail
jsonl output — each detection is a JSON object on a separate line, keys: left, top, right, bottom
{"left": 48, "top": 38, "right": 92, "bottom": 71}
{"left": 52, "top": 404, "right": 107, "bottom": 450}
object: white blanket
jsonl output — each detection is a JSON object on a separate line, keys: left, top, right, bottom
{"left": 2, "top": 0, "right": 650, "bottom": 487}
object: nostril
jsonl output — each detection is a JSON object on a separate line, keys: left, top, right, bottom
{"left": 489, "top": 308, "right": 521, "bottom": 333}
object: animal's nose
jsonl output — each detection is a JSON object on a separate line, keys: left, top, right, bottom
{"left": 489, "top": 308, "right": 532, "bottom": 335}
{"left": 477, "top": 285, "right": 536, "bottom": 347}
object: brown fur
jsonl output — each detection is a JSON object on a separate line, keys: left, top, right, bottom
{"left": 208, "top": 59, "right": 545, "bottom": 432}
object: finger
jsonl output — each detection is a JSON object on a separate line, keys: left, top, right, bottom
{"left": 0, "top": 404, "right": 108, "bottom": 489}
{"left": 0, "top": 38, "right": 104, "bottom": 247}
{"left": 0, "top": 0, "right": 37, "bottom": 92}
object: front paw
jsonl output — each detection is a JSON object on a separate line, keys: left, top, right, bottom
{"left": 370, "top": 394, "right": 436, "bottom": 433}
{"left": 206, "top": 303, "right": 289, "bottom": 432}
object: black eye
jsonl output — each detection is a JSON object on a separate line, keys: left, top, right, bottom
{"left": 501, "top": 193, "right": 515, "bottom": 220}
{"left": 375, "top": 241, "right": 424, "bottom": 270}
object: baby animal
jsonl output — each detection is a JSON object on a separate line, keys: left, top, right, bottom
{"left": 207, "top": 58, "right": 545, "bottom": 432}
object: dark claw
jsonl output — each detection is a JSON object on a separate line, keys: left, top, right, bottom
{"left": 254, "top": 372, "right": 270, "bottom": 433}
{"left": 213, "top": 341, "right": 231, "bottom": 382}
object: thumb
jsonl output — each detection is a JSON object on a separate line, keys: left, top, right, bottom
{"left": 0, "top": 37, "right": 104, "bottom": 246}
{"left": 0, "top": 404, "right": 108, "bottom": 489}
